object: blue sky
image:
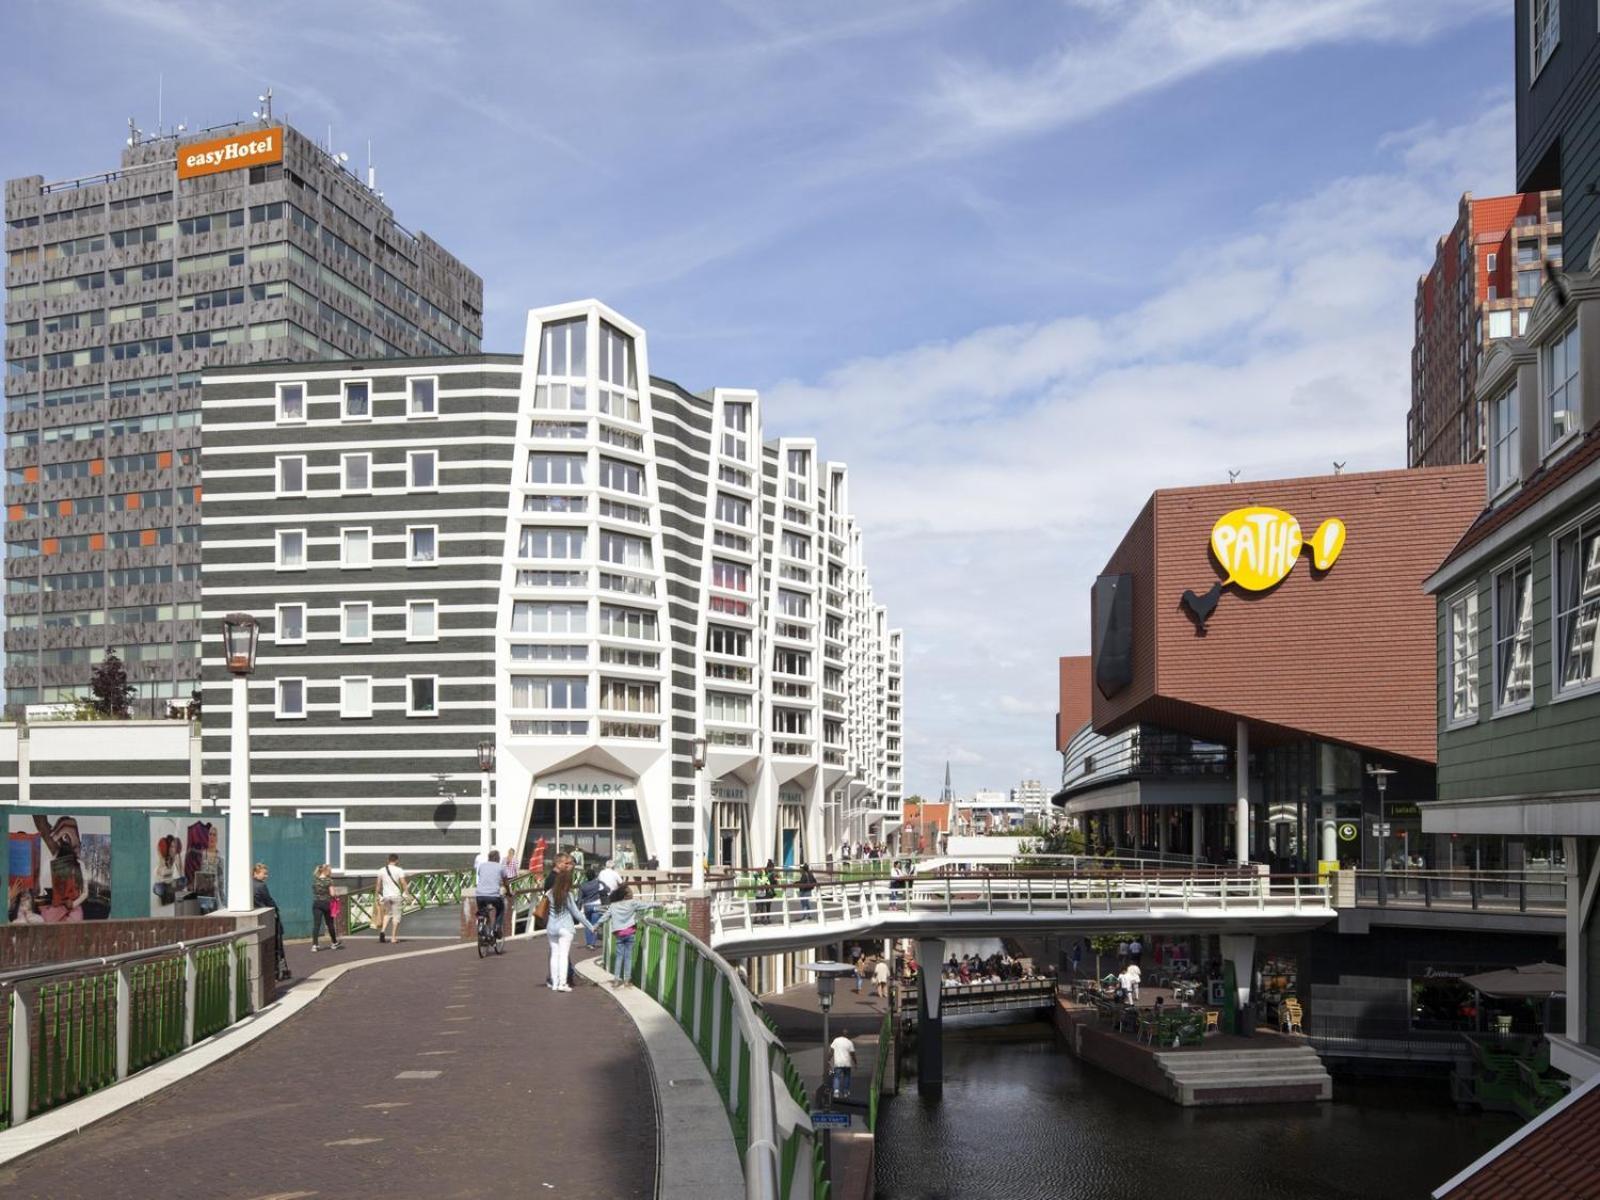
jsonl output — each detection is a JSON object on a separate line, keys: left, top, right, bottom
{"left": 5, "top": 0, "right": 1514, "bottom": 797}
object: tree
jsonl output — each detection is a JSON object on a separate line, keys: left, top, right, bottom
{"left": 87, "top": 649, "right": 135, "bottom": 719}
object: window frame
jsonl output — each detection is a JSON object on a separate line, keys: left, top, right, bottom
{"left": 341, "top": 378, "right": 372, "bottom": 422}
{"left": 275, "top": 601, "right": 307, "bottom": 646}
{"left": 296, "top": 807, "right": 346, "bottom": 871}
{"left": 340, "top": 675, "right": 373, "bottom": 719}
{"left": 275, "top": 676, "right": 307, "bottom": 720}
{"left": 275, "top": 454, "right": 307, "bottom": 498}
{"left": 1488, "top": 382, "right": 1520, "bottom": 497}
{"left": 275, "top": 381, "right": 307, "bottom": 425}
{"left": 275, "top": 528, "right": 307, "bottom": 571}
{"left": 407, "top": 598, "right": 439, "bottom": 642}
{"left": 340, "top": 525, "right": 373, "bottom": 570}
{"left": 340, "top": 452, "right": 372, "bottom": 495}
{"left": 1531, "top": 0, "right": 1559, "bottom": 78}
{"left": 1491, "top": 554, "right": 1535, "bottom": 716}
{"left": 406, "top": 674, "right": 439, "bottom": 718}
{"left": 340, "top": 599, "right": 373, "bottom": 644}
{"left": 1550, "top": 505, "right": 1600, "bottom": 701}
{"left": 407, "top": 524, "right": 439, "bottom": 567}
{"left": 407, "top": 374, "right": 439, "bottom": 419}
{"left": 1444, "top": 585, "right": 1480, "bottom": 729}
{"left": 408, "top": 448, "right": 438, "bottom": 492}
{"left": 1542, "top": 319, "right": 1580, "bottom": 456}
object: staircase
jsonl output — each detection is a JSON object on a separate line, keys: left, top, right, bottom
{"left": 1153, "top": 1044, "right": 1332, "bottom": 1107}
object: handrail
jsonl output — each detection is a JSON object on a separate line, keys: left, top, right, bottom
{"left": 868, "top": 1007, "right": 891, "bottom": 1134}
{"left": 620, "top": 915, "right": 818, "bottom": 1200}
{"left": 0, "top": 927, "right": 253, "bottom": 986}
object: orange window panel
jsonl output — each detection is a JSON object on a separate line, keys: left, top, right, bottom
{"left": 58, "top": 499, "right": 73, "bottom": 516}
{"left": 140, "top": 529, "right": 158, "bottom": 547}
{"left": 7, "top": 505, "right": 21, "bottom": 522}
{"left": 89, "top": 533, "right": 105, "bottom": 551}
{"left": 88, "top": 459, "right": 104, "bottom": 476}
{"left": 41, "top": 538, "right": 59, "bottom": 555}
{"left": 23, "top": 466, "right": 38, "bottom": 483}
{"left": 125, "top": 493, "right": 140, "bottom": 510}
{"left": 157, "top": 451, "right": 172, "bottom": 469}
{"left": 193, "top": 486, "right": 202, "bottom": 503}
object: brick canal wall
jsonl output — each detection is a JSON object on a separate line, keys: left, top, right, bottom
{"left": 1054, "top": 1001, "right": 1175, "bottom": 1102}
{"left": 1, "top": 916, "right": 224, "bottom": 970}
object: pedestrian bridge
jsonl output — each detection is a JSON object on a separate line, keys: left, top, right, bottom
{"left": 708, "top": 871, "right": 1337, "bottom": 956}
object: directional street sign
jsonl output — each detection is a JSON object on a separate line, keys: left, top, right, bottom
{"left": 810, "top": 1111, "right": 852, "bottom": 1128}
{"left": 1371, "top": 823, "right": 1392, "bottom": 837}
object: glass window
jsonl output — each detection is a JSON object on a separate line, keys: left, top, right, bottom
{"left": 407, "top": 675, "right": 438, "bottom": 717}
{"left": 276, "top": 382, "right": 306, "bottom": 423}
{"left": 598, "top": 457, "right": 644, "bottom": 496}
{"left": 512, "top": 675, "right": 588, "bottom": 709}
{"left": 277, "top": 529, "right": 306, "bottom": 570}
{"left": 527, "top": 453, "right": 586, "bottom": 485}
{"left": 511, "top": 601, "right": 588, "bottom": 634}
{"left": 1517, "top": 268, "right": 1542, "bottom": 300}
{"left": 1487, "top": 310, "right": 1512, "bottom": 340}
{"left": 716, "top": 494, "right": 750, "bottom": 527}
{"left": 1489, "top": 384, "right": 1519, "bottom": 493}
{"left": 1447, "top": 590, "right": 1479, "bottom": 724}
{"left": 1494, "top": 559, "right": 1534, "bottom": 710}
{"left": 712, "top": 559, "right": 749, "bottom": 592}
{"left": 276, "top": 678, "right": 306, "bottom": 719}
{"left": 342, "top": 527, "right": 372, "bottom": 568}
{"left": 408, "top": 599, "right": 438, "bottom": 641}
{"left": 722, "top": 402, "right": 751, "bottom": 461}
{"left": 598, "top": 321, "right": 635, "bottom": 387}
{"left": 1531, "top": 0, "right": 1559, "bottom": 75}
{"left": 598, "top": 531, "right": 651, "bottom": 568}
{"left": 277, "top": 603, "right": 306, "bottom": 644}
{"left": 276, "top": 456, "right": 305, "bottom": 496}
{"left": 519, "top": 526, "right": 586, "bottom": 559}
{"left": 341, "top": 676, "right": 372, "bottom": 718}
{"left": 537, "top": 317, "right": 586, "bottom": 377}
{"left": 408, "top": 526, "right": 437, "bottom": 565}
{"left": 1555, "top": 518, "right": 1600, "bottom": 693}
{"left": 342, "top": 453, "right": 371, "bottom": 493}
{"left": 341, "top": 601, "right": 371, "bottom": 642}
{"left": 599, "top": 604, "right": 658, "bottom": 641}
{"left": 408, "top": 376, "right": 437, "bottom": 417}
{"left": 343, "top": 379, "right": 371, "bottom": 420}
{"left": 1517, "top": 240, "right": 1540, "bottom": 265}
{"left": 409, "top": 450, "right": 437, "bottom": 490}
{"left": 1544, "top": 321, "right": 1579, "bottom": 450}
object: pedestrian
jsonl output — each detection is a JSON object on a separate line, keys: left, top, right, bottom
{"left": 853, "top": 951, "right": 867, "bottom": 994}
{"left": 797, "top": 861, "right": 817, "bottom": 916}
{"left": 1126, "top": 960, "right": 1141, "bottom": 1002}
{"left": 1117, "top": 938, "right": 1129, "bottom": 965}
{"left": 543, "top": 857, "right": 594, "bottom": 992}
{"left": 874, "top": 956, "right": 891, "bottom": 999}
{"left": 598, "top": 858, "right": 623, "bottom": 899}
{"left": 756, "top": 858, "right": 777, "bottom": 922}
{"left": 830, "top": 1032, "right": 856, "bottom": 1098}
{"left": 1070, "top": 939, "right": 1083, "bottom": 978}
{"left": 599, "top": 883, "right": 659, "bottom": 988}
{"left": 579, "top": 867, "right": 605, "bottom": 950}
{"left": 252, "top": 863, "right": 291, "bottom": 981}
{"left": 377, "top": 853, "right": 409, "bottom": 944}
{"left": 310, "top": 863, "right": 344, "bottom": 952}
{"left": 1129, "top": 936, "right": 1143, "bottom": 963}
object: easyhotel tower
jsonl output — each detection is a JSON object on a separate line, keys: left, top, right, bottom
{"left": 4, "top": 118, "right": 482, "bottom": 713}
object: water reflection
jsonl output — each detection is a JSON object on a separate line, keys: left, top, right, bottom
{"left": 874, "top": 1027, "right": 1515, "bottom": 1200}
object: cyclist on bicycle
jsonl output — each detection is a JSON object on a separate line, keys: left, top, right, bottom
{"left": 474, "top": 848, "right": 507, "bottom": 939}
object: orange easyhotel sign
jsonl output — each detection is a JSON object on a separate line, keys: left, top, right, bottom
{"left": 176, "top": 128, "right": 283, "bottom": 180}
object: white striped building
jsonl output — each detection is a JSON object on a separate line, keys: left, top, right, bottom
{"left": 199, "top": 300, "right": 903, "bottom": 872}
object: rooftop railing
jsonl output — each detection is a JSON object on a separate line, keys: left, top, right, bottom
{"left": 1350, "top": 869, "right": 1566, "bottom": 914}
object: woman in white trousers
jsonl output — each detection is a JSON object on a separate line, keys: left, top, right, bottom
{"left": 545, "top": 859, "right": 595, "bottom": 992}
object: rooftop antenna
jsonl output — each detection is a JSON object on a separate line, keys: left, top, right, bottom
{"left": 126, "top": 116, "right": 143, "bottom": 147}
{"left": 157, "top": 72, "right": 163, "bottom": 135}
{"left": 1227, "top": 469, "right": 1241, "bottom": 484}
{"left": 367, "top": 138, "right": 376, "bottom": 191}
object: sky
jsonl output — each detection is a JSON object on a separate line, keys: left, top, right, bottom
{"left": 4, "top": 0, "right": 1516, "bottom": 798}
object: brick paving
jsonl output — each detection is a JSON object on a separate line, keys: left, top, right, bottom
{"left": 0, "top": 939, "right": 655, "bottom": 1200}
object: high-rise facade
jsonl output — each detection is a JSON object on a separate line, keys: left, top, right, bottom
{"left": 4, "top": 118, "right": 482, "bottom": 714}
{"left": 199, "top": 300, "right": 901, "bottom": 873}
{"left": 1408, "top": 190, "right": 1563, "bottom": 468}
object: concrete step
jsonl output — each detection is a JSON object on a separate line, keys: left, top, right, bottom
{"left": 1154, "top": 1049, "right": 1322, "bottom": 1069}
{"left": 1163, "top": 1067, "right": 1332, "bottom": 1086}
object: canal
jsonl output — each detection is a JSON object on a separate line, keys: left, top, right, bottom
{"left": 874, "top": 1026, "right": 1517, "bottom": 1200}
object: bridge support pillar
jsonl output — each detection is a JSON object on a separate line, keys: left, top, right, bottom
{"left": 1220, "top": 933, "right": 1256, "bottom": 1037}
{"left": 916, "top": 937, "right": 945, "bottom": 1098}
{"left": 1234, "top": 720, "right": 1250, "bottom": 865}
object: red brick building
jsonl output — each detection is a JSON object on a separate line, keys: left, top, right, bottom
{"left": 1409, "top": 190, "right": 1563, "bottom": 468}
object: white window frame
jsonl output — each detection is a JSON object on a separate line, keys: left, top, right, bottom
{"left": 408, "top": 449, "right": 438, "bottom": 492}
{"left": 341, "top": 452, "right": 372, "bottom": 495}
{"left": 407, "top": 598, "right": 439, "bottom": 642}
{"left": 340, "top": 600, "right": 372, "bottom": 644}
{"left": 275, "top": 676, "right": 307, "bottom": 720}
{"left": 1531, "top": 0, "right": 1559, "bottom": 78}
{"left": 1444, "top": 586, "right": 1480, "bottom": 729}
{"left": 275, "top": 602, "right": 307, "bottom": 646}
{"left": 296, "top": 807, "right": 346, "bottom": 870}
{"left": 1551, "top": 506, "right": 1600, "bottom": 700}
{"left": 275, "top": 381, "right": 307, "bottom": 424}
{"left": 275, "top": 455, "right": 306, "bottom": 498}
{"left": 341, "top": 377, "right": 372, "bottom": 421}
{"left": 407, "top": 374, "right": 438, "bottom": 419}
{"left": 407, "top": 524, "right": 438, "bottom": 566}
{"left": 407, "top": 674, "right": 439, "bottom": 718}
{"left": 1485, "top": 252, "right": 1496, "bottom": 273}
{"left": 1542, "top": 319, "right": 1580, "bottom": 456}
{"left": 340, "top": 526, "right": 373, "bottom": 569}
{"left": 340, "top": 675, "right": 373, "bottom": 719}
{"left": 1492, "top": 555, "right": 1535, "bottom": 716}
{"left": 275, "top": 528, "right": 307, "bottom": 571}
{"left": 1488, "top": 383, "right": 1520, "bottom": 497}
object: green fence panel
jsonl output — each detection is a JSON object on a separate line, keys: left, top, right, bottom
{"left": 32, "top": 971, "right": 116, "bottom": 1118}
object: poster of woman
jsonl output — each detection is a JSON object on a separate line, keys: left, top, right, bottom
{"left": 7, "top": 814, "right": 112, "bottom": 921}
{"left": 147, "top": 816, "right": 226, "bottom": 915}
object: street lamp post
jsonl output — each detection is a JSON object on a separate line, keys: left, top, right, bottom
{"left": 1369, "top": 765, "right": 1397, "bottom": 903}
{"left": 691, "top": 736, "right": 707, "bottom": 890}
{"left": 221, "top": 613, "right": 259, "bottom": 913}
{"left": 477, "top": 739, "right": 496, "bottom": 858}
{"left": 799, "top": 958, "right": 857, "bottom": 1175}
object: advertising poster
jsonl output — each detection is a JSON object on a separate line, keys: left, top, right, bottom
{"left": 7, "top": 814, "right": 112, "bottom": 922}
{"left": 149, "top": 816, "right": 226, "bottom": 916}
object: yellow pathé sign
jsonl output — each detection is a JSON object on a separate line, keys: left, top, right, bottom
{"left": 1209, "top": 506, "right": 1346, "bottom": 592}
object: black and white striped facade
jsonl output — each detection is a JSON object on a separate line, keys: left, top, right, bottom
{"left": 201, "top": 301, "right": 902, "bottom": 872}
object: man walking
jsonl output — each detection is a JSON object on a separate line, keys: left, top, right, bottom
{"left": 377, "top": 853, "right": 409, "bottom": 944}
{"left": 830, "top": 1032, "right": 856, "bottom": 1099}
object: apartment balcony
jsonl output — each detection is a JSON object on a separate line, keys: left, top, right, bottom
{"left": 771, "top": 737, "right": 814, "bottom": 758}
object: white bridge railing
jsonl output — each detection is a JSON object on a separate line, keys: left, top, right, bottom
{"left": 710, "top": 872, "right": 1333, "bottom": 944}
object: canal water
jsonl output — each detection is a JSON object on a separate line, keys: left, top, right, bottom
{"left": 874, "top": 1026, "right": 1517, "bottom": 1200}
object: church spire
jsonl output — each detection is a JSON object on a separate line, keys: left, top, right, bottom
{"left": 940, "top": 760, "right": 954, "bottom": 803}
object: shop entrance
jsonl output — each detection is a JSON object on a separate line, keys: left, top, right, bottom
{"left": 527, "top": 789, "right": 643, "bottom": 871}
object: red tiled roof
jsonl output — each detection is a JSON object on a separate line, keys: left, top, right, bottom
{"left": 1436, "top": 429, "right": 1600, "bottom": 573}
{"left": 1434, "top": 1071, "right": 1600, "bottom": 1199}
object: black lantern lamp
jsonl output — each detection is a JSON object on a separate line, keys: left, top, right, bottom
{"left": 222, "top": 612, "right": 259, "bottom": 676}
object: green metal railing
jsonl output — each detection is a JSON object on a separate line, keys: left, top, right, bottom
{"left": 344, "top": 867, "right": 477, "bottom": 933}
{"left": 1, "top": 928, "right": 259, "bottom": 1131}
{"left": 611, "top": 915, "right": 823, "bottom": 1200}
{"left": 868, "top": 1008, "right": 892, "bottom": 1132}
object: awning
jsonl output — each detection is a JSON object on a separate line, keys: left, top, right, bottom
{"left": 1460, "top": 961, "right": 1566, "bottom": 999}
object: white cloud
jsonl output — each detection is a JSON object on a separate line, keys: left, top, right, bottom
{"left": 767, "top": 94, "right": 1513, "bottom": 798}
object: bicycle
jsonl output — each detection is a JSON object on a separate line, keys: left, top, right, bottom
{"left": 475, "top": 897, "right": 505, "bottom": 958}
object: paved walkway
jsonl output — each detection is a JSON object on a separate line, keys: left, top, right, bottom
{"left": 762, "top": 979, "right": 888, "bottom": 1112}
{"left": 0, "top": 938, "right": 655, "bottom": 1200}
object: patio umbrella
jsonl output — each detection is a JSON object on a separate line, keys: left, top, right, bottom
{"left": 1460, "top": 962, "right": 1566, "bottom": 999}
{"left": 528, "top": 837, "right": 547, "bottom": 878}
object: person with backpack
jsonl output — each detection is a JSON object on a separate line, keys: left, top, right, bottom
{"left": 377, "top": 853, "right": 409, "bottom": 944}
{"left": 797, "top": 862, "right": 818, "bottom": 917}
{"left": 598, "top": 883, "right": 659, "bottom": 989}
{"left": 579, "top": 866, "right": 606, "bottom": 950}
